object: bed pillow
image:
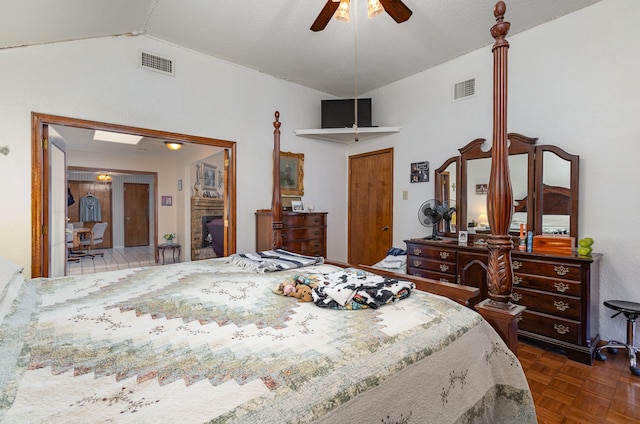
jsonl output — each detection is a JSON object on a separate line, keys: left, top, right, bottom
{"left": 0, "top": 256, "right": 25, "bottom": 324}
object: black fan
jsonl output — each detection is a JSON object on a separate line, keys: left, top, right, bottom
{"left": 418, "top": 199, "right": 445, "bottom": 240}
{"left": 441, "top": 200, "right": 456, "bottom": 233}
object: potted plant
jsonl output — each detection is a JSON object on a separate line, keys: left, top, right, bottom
{"left": 163, "top": 233, "right": 176, "bottom": 245}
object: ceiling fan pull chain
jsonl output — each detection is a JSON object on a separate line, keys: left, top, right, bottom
{"left": 354, "top": 0, "right": 359, "bottom": 141}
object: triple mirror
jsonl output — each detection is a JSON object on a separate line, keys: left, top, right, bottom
{"left": 435, "top": 133, "right": 579, "bottom": 243}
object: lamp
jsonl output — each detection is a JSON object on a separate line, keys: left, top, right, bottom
{"left": 477, "top": 213, "right": 489, "bottom": 228}
{"left": 367, "top": 0, "right": 384, "bottom": 19}
{"left": 164, "top": 141, "right": 183, "bottom": 151}
{"left": 96, "top": 173, "right": 112, "bottom": 182}
{"left": 334, "top": 0, "right": 350, "bottom": 22}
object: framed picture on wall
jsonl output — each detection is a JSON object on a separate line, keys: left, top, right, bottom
{"left": 161, "top": 196, "right": 173, "bottom": 206}
{"left": 280, "top": 151, "right": 304, "bottom": 196}
{"left": 202, "top": 163, "right": 217, "bottom": 191}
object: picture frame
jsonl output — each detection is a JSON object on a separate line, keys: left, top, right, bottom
{"left": 161, "top": 195, "right": 173, "bottom": 206}
{"left": 202, "top": 163, "right": 217, "bottom": 191}
{"left": 475, "top": 184, "right": 488, "bottom": 195}
{"left": 291, "top": 200, "right": 305, "bottom": 212}
{"left": 410, "top": 161, "right": 429, "bottom": 183}
{"left": 178, "top": 179, "right": 183, "bottom": 191}
{"left": 281, "top": 196, "right": 302, "bottom": 211}
{"left": 280, "top": 151, "right": 304, "bottom": 196}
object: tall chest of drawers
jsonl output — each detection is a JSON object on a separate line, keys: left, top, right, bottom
{"left": 405, "top": 238, "right": 601, "bottom": 364}
{"left": 256, "top": 210, "right": 327, "bottom": 257}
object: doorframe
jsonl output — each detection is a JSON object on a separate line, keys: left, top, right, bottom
{"left": 31, "top": 112, "right": 237, "bottom": 278}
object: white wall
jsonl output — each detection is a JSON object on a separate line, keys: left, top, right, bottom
{"left": 0, "top": 34, "right": 347, "bottom": 273}
{"left": 0, "top": 0, "right": 637, "bottom": 343}
{"left": 354, "top": 0, "right": 640, "bottom": 343}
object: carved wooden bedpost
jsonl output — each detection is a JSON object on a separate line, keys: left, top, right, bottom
{"left": 475, "top": 1, "right": 525, "bottom": 354}
{"left": 271, "top": 111, "right": 284, "bottom": 249}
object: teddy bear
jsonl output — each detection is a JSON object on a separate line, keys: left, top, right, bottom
{"left": 292, "top": 284, "right": 314, "bottom": 302}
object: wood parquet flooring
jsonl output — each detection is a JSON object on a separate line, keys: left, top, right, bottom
{"left": 518, "top": 341, "right": 640, "bottom": 423}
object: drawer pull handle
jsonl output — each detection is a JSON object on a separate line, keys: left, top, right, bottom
{"left": 314, "top": 231, "right": 319, "bottom": 235}
{"left": 412, "top": 260, "right": 422, "bottom": 267}
{"left": 511, "top": 292, "right": 522, "bottom": 302}
{"left": 440, "top": 251, "right": 450, "bottom": 259}
{"left": 554, "top": 282, "right": 569, "bottom": 293}
{"left": 514, "top": 276, "right": 522, "bottom": 285}
{"left": 554, "top": 324, "right": 570, "bottom": 335}
{"left": 439, "top": 278, "right": 448, "bottom": 283}
{"left": 440, "top": 264, "right": 449, "bottom": 272}
{"left": 412, "top": 248, "right": 422, "bottom": 255}
{"left": 512, "top": 260, "right": 522, "bottom": 270}
{"left": 554, "top": 266, "right": 570, "bottom": 276}
{"left": 554, "top": 301, "right": 570, "bottom": 311}
{"left": 457, "top": 275, "right": 461, "bottom": 284}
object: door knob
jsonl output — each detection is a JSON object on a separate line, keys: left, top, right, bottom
{"left": 382, "top": 226, "right": 389, "bottom": 231}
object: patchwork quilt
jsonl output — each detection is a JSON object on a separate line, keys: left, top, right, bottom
{"left": 0, "top": 258, "right": 536, "bottom": 423}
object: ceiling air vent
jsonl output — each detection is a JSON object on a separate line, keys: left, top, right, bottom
{"left": 139, "top": 51, "right": 175, "bottom": 76}
{"left": 453, "top": 78, "right": 475, "bottom": 101}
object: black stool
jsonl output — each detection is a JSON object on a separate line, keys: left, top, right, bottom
{"left": 594, "top": 300, "right": 640, "bottom": 376}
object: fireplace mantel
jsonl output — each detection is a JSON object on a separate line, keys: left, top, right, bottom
{"left": 191, "top": 197, "right": 224, "bottom": 261}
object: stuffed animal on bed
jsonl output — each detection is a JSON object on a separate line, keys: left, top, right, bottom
{"left": 293, "top": 284, "right": 314, "bottom": 302}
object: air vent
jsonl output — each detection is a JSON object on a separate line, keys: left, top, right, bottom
{"left": 139, "top": 51, "right": 175, "bottom": 76}
{"left": 453, "top": 78, "right": 475, "bottom": 101}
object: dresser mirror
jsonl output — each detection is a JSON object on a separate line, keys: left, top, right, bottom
{"left": 434, "top": 134, "right": 579, "bottom": 242}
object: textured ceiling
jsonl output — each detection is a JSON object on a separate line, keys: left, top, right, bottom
{"left": 1, "top": 0, "right": 601, "bottom": 98}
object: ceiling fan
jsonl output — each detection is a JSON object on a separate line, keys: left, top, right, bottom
{"left": 311, "top": 0, "right": 412, "bottom": 32}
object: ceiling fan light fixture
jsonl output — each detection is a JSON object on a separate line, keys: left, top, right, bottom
{"left": 367, "top": 0, "right": 384, "bottom": 19}
{"left": 334, "top": 0, "right": 350, "bottom": 22}
{"left": 164, "top": 141, "right": 183, "bottom": 151}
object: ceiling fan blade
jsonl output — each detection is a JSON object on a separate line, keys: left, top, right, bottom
{"left": 310, "top": 1, "right": 341, "bottom": 32}
{"left": 379, "top": 0, "right": 413, "bottom": 23}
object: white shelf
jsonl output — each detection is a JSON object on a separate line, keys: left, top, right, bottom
{"left": 293, "top": 127, "right": 401, "bottom": 144}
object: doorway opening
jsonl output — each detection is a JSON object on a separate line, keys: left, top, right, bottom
{"left": 31, "top": 112, "right": 237, "bottom": 278}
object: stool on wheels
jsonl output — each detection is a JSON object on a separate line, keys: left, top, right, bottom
{"left": 594, "top": 300, "right": 640, "bottom": 376}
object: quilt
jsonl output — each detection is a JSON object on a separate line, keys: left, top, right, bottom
{"left": 0, "top": 258, "right": 536, "bottom": 423}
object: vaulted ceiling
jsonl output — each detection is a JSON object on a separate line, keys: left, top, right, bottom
{"left": 2, "top": 0, "right": 600, "bottom": 97}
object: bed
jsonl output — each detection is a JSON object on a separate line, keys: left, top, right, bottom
{"left": 1, "top": 2, "right": 536, "bottom": 423}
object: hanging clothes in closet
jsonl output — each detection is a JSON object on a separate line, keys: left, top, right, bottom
{"left": 79, "top": 193, "right": 102, "bottom": 222}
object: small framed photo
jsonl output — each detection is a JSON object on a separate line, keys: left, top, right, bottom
{"left": 291, "top": 200, "right": 305, "bottom": 212}
{"left": 476, "top": 184, "right": 488, "bottom": 195}
{"left": 178, "top": 179, "right": 183, "bottom": 191}
{"left": 458, "top": 230, "right": 468, "bottom": 244}
{"left": 410, "top": 161, "right": 429, "bottom": 183}
{"left": 161, "top": 195, "right": 173, "bottom": 206}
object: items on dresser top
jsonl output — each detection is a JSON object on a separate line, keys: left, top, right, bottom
{"left": 256, "top": 210, "right": 327, "bottom": 257}
{"left": 405, "top": 238, "right": 601, "bottom": 365}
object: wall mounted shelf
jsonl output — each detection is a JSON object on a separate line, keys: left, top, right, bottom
{"left": 293, "top": 127, "right": 401, "bottom": 144}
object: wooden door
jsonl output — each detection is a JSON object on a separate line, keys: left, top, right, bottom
{"left": 124, "top": 183, "right": 149, "bottom": 247}
{"left": 348, "top": 148, "right": 393, "bottom": 265}
{"left": 68, "top": 181, "right": 113, "bottom": 248}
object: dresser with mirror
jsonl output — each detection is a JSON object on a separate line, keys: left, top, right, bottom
{"left": 406, "top": 134, "right": 601, "bottom": 364}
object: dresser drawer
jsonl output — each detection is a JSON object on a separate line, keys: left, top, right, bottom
{"left": 282, "top": 227, "right": 324, "bottom": 242}
{"left": 519, "top": 310, "right": 581, "bottom": 344}
{"left": 408, "top": 257, "right": 455, "bottom": 274}
{"left": 406, "top": 243, "right": 456, "bottom": 262}
{"left": 283, "top": 213, "right": 326, "bottom": 228}
{"left": 407, "top": 268, "right": 456, "bottom": 284}
{"left": 513, "top": 273, "right": 581, "bottom": 296}
{"left": 511, "top": 258, "right": 581, "bottom": 280}
{"left": 285, "top": 240, "right": 324, "bottom": 257}
{"left": 511, "top": 287, "right": 580, "bottom": 320}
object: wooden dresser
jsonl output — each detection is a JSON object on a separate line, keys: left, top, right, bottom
{"left": 405, "top": 238, "right": 601, "bottom": 365}
{"left": 256, "top": 210, "right": 327, "bottom": 257}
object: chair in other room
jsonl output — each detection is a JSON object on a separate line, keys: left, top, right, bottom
{"left": 66, "top": 223, "right": 81, "bottom": 262}
{"left": 80, "top": 222, "right": 108, "bottom": 258}
{"left": 594, "top": 300, "right": 640, "bottom": 376}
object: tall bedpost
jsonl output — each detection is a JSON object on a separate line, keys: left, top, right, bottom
{"left": 271, "top": 111, "right": 284, "bottom": 249}
{"left": 475, "top": 1, "right": 525, "bottom": 354}
{"left": 486, "top": 0, "right": 513, "bottom": 306}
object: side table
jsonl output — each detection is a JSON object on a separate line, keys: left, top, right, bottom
{"left": 157, "top": 243, "right": 181, "bottom": 265}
